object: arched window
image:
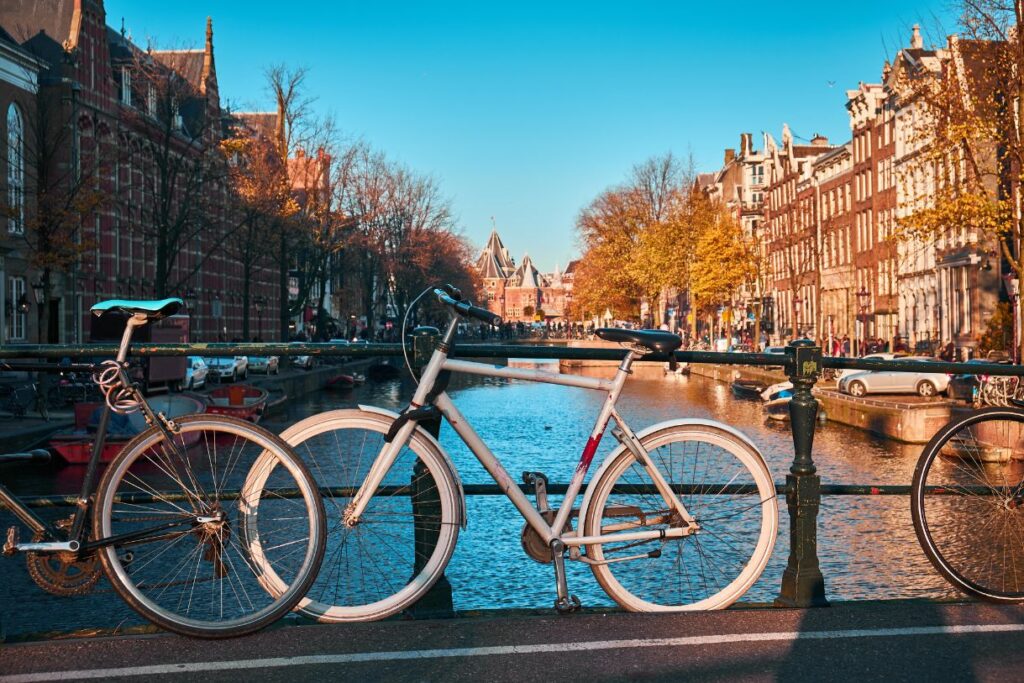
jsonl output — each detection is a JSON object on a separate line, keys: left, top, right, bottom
{"left": 7, "top": 104, "right": 24, "bottom": 234}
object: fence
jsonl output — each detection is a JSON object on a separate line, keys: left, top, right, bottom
{"left": 3, "top": 334, "right": 1024, "bottom": 613}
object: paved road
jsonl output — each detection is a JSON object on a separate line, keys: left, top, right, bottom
{"left": 2, "top": 602, "right": 1023, "bottom": 682}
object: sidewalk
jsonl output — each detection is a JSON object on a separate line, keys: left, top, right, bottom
{"left": 2, "top": 602, "right": 1022, "bottom": 682}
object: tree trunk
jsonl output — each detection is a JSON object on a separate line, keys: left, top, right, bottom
{"left": 278, "top": 228, "right": 290, "bottom": 340}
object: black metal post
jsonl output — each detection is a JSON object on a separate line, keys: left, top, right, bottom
{"left": 407, "top": 326, "right": 454, "bottom": 617}
{"left": 776, "top": 338, "right": 829, "bottom": 607}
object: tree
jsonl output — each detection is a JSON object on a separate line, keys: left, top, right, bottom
{"left": 895, "top": 4, "right": 1024, "bottom": 359}
{"left": 127, "top": 47, "right": 228, "bottom": 298}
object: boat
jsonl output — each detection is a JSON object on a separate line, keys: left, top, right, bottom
{"left": 49, "top": 394, "right": 206, "bottom": 464}
{"left": 759, "top": 381, "right": 823, "bottom": 422}
{"left": 203, "top": 384, "right": 269, "bottom": 422}
{"left": 731, "top": 377, "right": 767, "bottom": 399}
{"left": 325, "top": 374, "right": 354, "bottom": 390}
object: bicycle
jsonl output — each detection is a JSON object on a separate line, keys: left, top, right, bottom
{"left": 265, "top": 285, "right": 778, "bottom": 622}
{"left": 911, "top": 403, "right": 1024, "bottom": 602}
{"left": 0, "top": 381, "right": 48, "bottom": 419}
{"left": 974, "top": 374, "right": 1018, "bottom": 407}
{"left": 0, "top": 298, "right": 326, "bottom": 638}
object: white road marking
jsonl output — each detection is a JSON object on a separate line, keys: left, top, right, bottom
{"left": 3, "top": 623, "right": 1024, "bottom": 682}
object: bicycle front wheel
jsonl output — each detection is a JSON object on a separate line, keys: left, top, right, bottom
{"left": 584, "top": 423, "right": 778, "bottom": 610}
{"left": 911, "top": 407, "right": 1024, "bottom": 602}
{"left": 278, "top": 409, "right": 461, "bottom": 623}
{"left": 93, "top": 414, "right": 326, "bottom": 638}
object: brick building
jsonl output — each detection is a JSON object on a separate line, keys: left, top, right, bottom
{"left": 475, "top": 228, "right": 568, "bottom": 323}
{"left": 0, "top": 0, "right": 279, "bottom": 343}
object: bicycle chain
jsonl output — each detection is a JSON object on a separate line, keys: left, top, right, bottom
{"left": 25, "top": 522, "right": 103, "bottom": 597}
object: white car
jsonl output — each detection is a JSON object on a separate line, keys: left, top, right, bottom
{"left": 288, "top": 341, "right": 315, "bottom": 370}
{"left": 247, "top": 355, "right": 280, "bottom": 375}
{"left": 838, "top": 357, "right": 950, "bottom": 398}
{"left": 204, "top": 356, "right": 248, "bottom": 382}
{"left": 835, "top": 353, "right": 907, "bottom": 381}
{"left": 184, "top": 356, "right": 208, "bottom": 390}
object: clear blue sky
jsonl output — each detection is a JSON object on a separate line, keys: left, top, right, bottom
{"left": 106, "top": 1, "right": 956, "bottom": 272}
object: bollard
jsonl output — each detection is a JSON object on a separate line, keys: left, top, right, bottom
{"left": 775, "top": 338, "right": 829, "bottom": 607}
{"left": 407, "top": 326, "right": 454, "bottom": 618}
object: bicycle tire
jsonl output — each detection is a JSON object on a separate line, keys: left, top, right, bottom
{"left": 93, "top": 414, "right": 326, "bottom": 638}
{"left": 911, "top": 406, "right": 1024, "bottom": 603}
{"left": 583, "top": 423, "right": 778, "bottom": 611}
{"left": 276, "top": 408, "right": 461, "bottom": 623}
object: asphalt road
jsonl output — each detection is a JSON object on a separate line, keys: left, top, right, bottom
{"left": 2, "top": 602, "right": 1024, "bottom": 682}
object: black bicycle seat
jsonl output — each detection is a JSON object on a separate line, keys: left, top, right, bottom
{"left": 595, "top": 328, "right": 682, "bottom": 354}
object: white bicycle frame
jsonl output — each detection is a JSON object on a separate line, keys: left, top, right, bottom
{"left": 344, "top": 318, "right": 698, "bottom": 551}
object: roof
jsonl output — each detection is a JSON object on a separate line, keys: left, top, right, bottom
{"left": 511, "top": 254, "right": 546, "bottom": 289}
{"left": 0, "top": 0, "right": 76, "bottom": 46}
{"left": 151, "top": 49, "right": 205, "bottom": 90}
{"left": 233, "top": 112, "right": 278, "bottom": 140}
{"left": 475, "top": 229, "right": 516, "bottom": 279}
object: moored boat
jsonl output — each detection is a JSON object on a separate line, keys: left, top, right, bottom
{"left": 50, "top": 394, "right": 206, "bottom": 464}
{"left": 731, "top": 378, "right": 768, "bottom": 399}
{"left": 325, "top": 373, "right": 364, "bottom": 390}
{"left": 204, "top": 384, "right": 269, "bottom": 422}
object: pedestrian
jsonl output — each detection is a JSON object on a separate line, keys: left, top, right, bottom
{"left": 841, "top": 335, "right": 850, "bottom": 357}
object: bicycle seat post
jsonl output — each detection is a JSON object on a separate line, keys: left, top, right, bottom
{"left": 116, "top": 313, "right": 149, "bottom": 364}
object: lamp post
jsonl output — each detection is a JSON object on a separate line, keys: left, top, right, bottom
{"left": 184, "top": 289, "right": 197, "bottom": 341}
{"left": 793, "top": 295, "right": 802, "bottom": 340}
{"left": 856, "top": 286, "right": 870, "bottom": 356}
{"left": 30, "top": 280, "right": 43, "bottom": 343}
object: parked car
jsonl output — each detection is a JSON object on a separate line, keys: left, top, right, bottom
{"left": 204, "top": 356, "right": 248, "bottom": 382}
{"left": 289, "top": 342, "right": 315, "bottom": 370}
{"left": 247, "top": 355, "right": 280, "bottom": 375}
{"left": 837, "top": 356, "right": 950, "bottom": 398}
{"left": 183, "top": 356, "right": 208, "bottom": 390}
{"left": 834, "top": 352, "right": 908, "bottom": 382}
{"left": 762, "top": 345, "right": 786, "bottom": 369}
{"left": 947, "top": 357, "right": 1012, "bottom": 402}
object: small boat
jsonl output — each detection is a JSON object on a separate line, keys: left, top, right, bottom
{"left": 731, "top": 378, "right": 768, "bottom": 399}
{"left": 204, "top": 384, "right": 269, "bottom": 422}
{"left": 761, "top": 381, "right": 794, "bottom": 403}
{"left": 760, "top": 381, "right": 823, "bottom": 422}
{"left": 50, "top": 395, "right": 206, "bottom": 464}
{"left": 326, "top": 374, "right": 356, "bottom": 390}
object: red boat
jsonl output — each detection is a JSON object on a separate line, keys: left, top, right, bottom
{"left": 203, "top": 384, "right": 269, "bottom": 422}
{"left": 325, "top": 373, "right": 366, "bottom": 391}
{"left": 50, "top": 395, "right": 206, "bottom": 465}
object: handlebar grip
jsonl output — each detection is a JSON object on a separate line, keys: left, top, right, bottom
{"left": 459, "top": 302, "right": 502, "bottom": 327}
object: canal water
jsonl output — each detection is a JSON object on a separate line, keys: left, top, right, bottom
{"left": 0, "top": 360, "right": 957, "bottom": 637}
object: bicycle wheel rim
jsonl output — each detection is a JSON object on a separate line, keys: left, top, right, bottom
{"left": 912, "top": 408, "right": 1024, "bottom": 602}
{"left": 280, "top": 410, "right": 460, "bottom": 622}
{"left": 585, "top": 426, "right": 777, "bottom": 611}
{"left": 94, "top": 415, "right": 324, "bottom": 637}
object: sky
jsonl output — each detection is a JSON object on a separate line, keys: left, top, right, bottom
{"left": 105, "top": 1, "right": 958, "bottom": 272}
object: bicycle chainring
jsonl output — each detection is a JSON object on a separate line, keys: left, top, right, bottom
{"left": 25, "top": 531, "right": 102, "bottom": 597}
{"left": 521, "top": 510, "right": 573, "bottom": 564}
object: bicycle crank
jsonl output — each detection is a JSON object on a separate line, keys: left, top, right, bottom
{"left": 25, "top": 529, "right": 102, "bottom": 597}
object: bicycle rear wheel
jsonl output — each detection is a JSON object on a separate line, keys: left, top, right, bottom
{"left": 911, "top": 407, "right": 1024, "bottom": 603}
{"left": 93, "top": 414, "right": 326, "bottom": 638}
{"left": 583, "top": 423, "right": 778, "bottom": 610}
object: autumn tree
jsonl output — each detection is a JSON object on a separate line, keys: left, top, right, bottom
{"left": 896, "top": 4, "right": 1024, "bottom": 359}
{"left": 690, "top": 197, "right": 756, "bottom": 323}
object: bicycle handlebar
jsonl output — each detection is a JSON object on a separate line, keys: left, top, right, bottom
{"left": 434, "top": 288, "right": 503, "bottom": 327}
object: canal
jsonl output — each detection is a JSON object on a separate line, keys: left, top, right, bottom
{"left": 0, "top": 360, "right": 957, "bottom": 638}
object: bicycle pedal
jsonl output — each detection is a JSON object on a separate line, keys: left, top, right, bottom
{"left": 3, "top": 526, "right": 18, "bottom": 556}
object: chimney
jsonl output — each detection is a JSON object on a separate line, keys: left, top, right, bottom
{"left": 740, "top": 133, "right": 753, "bottom": 156}
{"left": 724, "top": 148, "right": 736, "bottom": 165}
{"left": 911, "top": 24, "right": 923, "bottom": 49}
{"left": 810, "top": 133, "right": 829, "bottom": 147}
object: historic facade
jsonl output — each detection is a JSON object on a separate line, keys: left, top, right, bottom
{"left": 475, "top": 229, "right": 568, "bottom": 323}
{"left": 0, "top": 0, "right": 279, "bottom": 344}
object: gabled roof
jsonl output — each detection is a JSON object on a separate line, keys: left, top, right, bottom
{"left": 151, "top": 49, "right": 205, "bottom": 90}
{"left": 511, "top": 254, "right": 546, "bottom": 289}
{"left": 475, "top": 229, "right": 516, "bottom": 279}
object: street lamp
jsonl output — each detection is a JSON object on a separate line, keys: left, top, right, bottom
{"left": 254, "top": 295, "right": 266, "bottom": 341}
{"left": 793, "top": 295, "right": 802, "bottom": 340}
{"left": 856, "top": 286, "right": 871, "bottom": 355}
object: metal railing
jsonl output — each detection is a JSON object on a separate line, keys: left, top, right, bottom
{"left": 1, "top": 334, "right": 1021, "bottom": 614}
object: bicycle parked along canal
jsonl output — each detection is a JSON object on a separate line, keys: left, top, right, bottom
{"left": 0, "top": 298, "right": 326, "bottom": 638}
{"left": 263, "top": 285, "right": 778, "bottom": 622}
{"left": 912, "top": 402, "right": 1024, "bottom": 603}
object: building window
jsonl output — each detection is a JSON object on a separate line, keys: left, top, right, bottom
{"left": 7, "top": 104, "right": 24, "bottom": 234}
{"left": 120, "top": 68, "right": 132, "bottom": 106}
{"left": 7, "top": 276, "right": 25, "bottom": 340}
{"left": 147, "top": 85, "right": 156, "bottom": 117}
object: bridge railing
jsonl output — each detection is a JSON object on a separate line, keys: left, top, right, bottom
{"left": 1, "top": 335, "right": 1021, "bottom": 614}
